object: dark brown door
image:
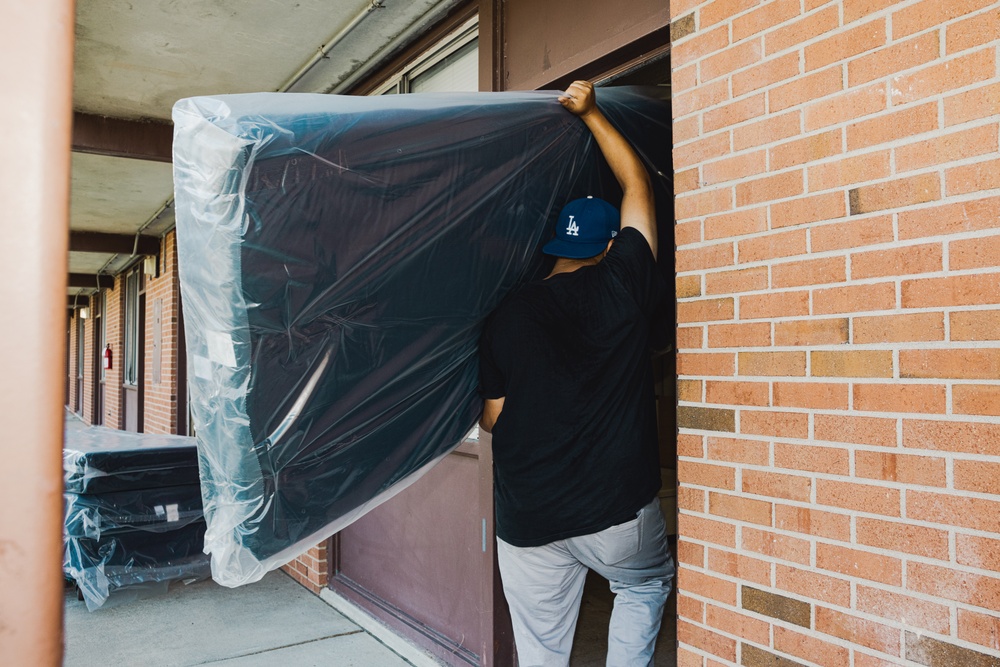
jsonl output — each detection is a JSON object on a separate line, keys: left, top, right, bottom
{"left": 123, "top": 268, "right": 144, "bottom": 432}
{"left": 329, "top": 432, "right": 513, "bottom": 666}
{"left": 76, "top": 313, "right": 85, "bottom": 415}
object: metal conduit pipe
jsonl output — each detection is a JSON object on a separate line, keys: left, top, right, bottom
{"left": 278, "top": 0, "right": 386, "bottom": 93}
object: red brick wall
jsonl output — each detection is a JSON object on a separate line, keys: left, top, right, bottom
{"left": 282, "top": 542, "right": 329, "bottom": 594}
{"left": 142, "top": 232, "right": 181, "bottom": 434}
{"left": 671, "top": 1, "right": 1000, "bottom": 665}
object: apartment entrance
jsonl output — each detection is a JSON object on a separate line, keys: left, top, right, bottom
{"left": 327, "top": 18, "right": 674, "bottom": 664}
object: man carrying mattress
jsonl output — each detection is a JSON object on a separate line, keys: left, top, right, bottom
{"left": 478, "top": 79, "right": 674, "bottom": 667}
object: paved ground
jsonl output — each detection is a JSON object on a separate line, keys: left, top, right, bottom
{"left": 62, "top": 411, "right": 676, "bottom": 666}
{"left": 64, "top": 571, "right": 430, "bottom": 667}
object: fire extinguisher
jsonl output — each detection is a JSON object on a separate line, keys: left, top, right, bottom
{"left": 103, "top": 344, "right": 113, "bottom": 370}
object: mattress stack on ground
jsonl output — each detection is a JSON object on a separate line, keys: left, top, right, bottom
{"left": 63, "top": 426, "right": 210, "bottom": 610}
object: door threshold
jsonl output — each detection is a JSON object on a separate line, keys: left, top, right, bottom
{"left": 319, "top": 587, "right": 446, "bottom": 667}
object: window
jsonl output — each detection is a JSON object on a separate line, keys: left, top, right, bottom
{"left": 123, "top": 268, "right": 142, "bottom": 386}
{"left": 372, "top": 19, "right": 478, "bottom": 95}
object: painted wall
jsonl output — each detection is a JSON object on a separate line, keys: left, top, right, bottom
{"left": 670, "top": 0, "right": 1000, "bottom": 665}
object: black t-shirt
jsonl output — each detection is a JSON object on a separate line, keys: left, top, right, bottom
{"left": 479, "top": 227, "right": 664, "bottom": 547}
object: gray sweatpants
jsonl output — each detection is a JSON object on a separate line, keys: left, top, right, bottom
{"left": 497, "top": 498, "right": 675, "bottom": 667}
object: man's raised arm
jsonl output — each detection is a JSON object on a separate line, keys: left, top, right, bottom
{"left": 559, "top": 80, "right": 657, "bottom": 259}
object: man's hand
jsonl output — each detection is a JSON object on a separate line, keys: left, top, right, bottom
{"left": 558, "top": 80, "right": 597, "bottom": 118}
{"left": 557, "top": 79, "right": 657, "bottom": 258}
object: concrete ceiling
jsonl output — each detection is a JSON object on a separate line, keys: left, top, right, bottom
{"left": 69, "top": 0, "right": 465, "bottom": 296}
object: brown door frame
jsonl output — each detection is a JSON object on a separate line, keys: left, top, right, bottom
{"left": 327, "top": 435, "right": 513, "bottom": 666}
{"left": 176, "top": 291, "right": 191, "bottom": 435}
{"left": 137, "top": 289, "right": 146, "bottom": 432}
{"left": 76, "top": 312, "right": 85, "bottom": 415}
{"left": 122, "top": 266, "right": 146, "bottom": 432}
{"left": 91, "top": 292, "right": 105, "bottom": 425}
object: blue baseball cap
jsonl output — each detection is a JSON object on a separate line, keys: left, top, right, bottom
{"left": 542, "top": 196, "right": 621, "bottom": 259}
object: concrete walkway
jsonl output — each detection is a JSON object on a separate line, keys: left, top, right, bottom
{"left": 64, "top": 570, "right": 438, "bottom": 667}
{"left": 62, "top": 409, "right": 442, "bottom": 666}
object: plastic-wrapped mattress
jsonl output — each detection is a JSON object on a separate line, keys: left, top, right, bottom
{"left": 172, "top": 87, "right": 671, "bottom": 586}
{"left": 64, "top": 484, "right": 204, "bottom": 539}
{"left": 64, "top": 521, "right": 211, "bottom": 611}
{"left": 64, "top": 426, "right": 200, "bottom": 494}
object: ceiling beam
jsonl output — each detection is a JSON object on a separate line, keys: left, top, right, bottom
{"left": 68, "top": 273, "right": 115, "bottom": 289}
{"left": 67, "top": 296, "right": 90, "bottom": 308}
{"left": 69, "top": 231, "right": 159, "bottom": 255}
{"left": 72, "top": 112, "right": 173, "bottom": 162}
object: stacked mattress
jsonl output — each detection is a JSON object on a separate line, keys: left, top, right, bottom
{"left": 63, "top": 426, "right": 211, "bottom": 610}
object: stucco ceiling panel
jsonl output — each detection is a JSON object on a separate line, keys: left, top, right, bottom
{"left": 70, "top": 153, "right": 174, "bottom": 234}
{"left": 74, "top": 0, "right": 376, "bottom": 121}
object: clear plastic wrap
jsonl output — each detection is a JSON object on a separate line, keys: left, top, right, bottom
{"left": 64, "top": 522, "right": 211, "bottom": 611}
{"left": 64, "top": 485, "right": 204, "bottom": 540}
{"left": 172, "top": 87, "right": 671, "bottom": 587}
{"left": 63, "top": 425, "right": 200, "bottom": 494}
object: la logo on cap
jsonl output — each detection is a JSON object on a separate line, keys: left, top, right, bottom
{"left": 542, "top": 196, "right": 622, "bottom": 259}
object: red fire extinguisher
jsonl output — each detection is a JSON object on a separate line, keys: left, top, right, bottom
{"left": 103, "top": 345, "right": 113, "bottom": 370}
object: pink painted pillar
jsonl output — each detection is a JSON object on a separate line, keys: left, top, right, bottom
{"left": 0, "top": 0, "right": 76, "bottom": 663}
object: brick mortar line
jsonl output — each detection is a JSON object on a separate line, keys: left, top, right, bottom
{"left": 675, "top": 266, "right": 1000, "bottom": 284}
{"left": 685, "top": 281, "right": 1000, "bottom": 300}
{"left": 677, "top": 602, "right": 906, "bottom": 666}
{"left": 676, "top": 368, "right": 1000, "bottom": 378}
{"left": 676, "top": 417, "right": 1000, "bottom": 436}
{"left": 677, "top": 565, "right": 963, "bottom": 638}
{"left": 677, "top": 503, "right": 1000, "bottom": 568}
{"left": 676, "top": 305, "right": 1000, "bottom": 320}
{"left": 694, "top": 42, "right": 991, "bottom": 122}
{"left": 673, "top": 39, "right": 1000, "bottom": 122}
{"left": 677, "top": 542, "right": 1000, "bottom": 601}
{"left": 685, "top": 477, "right": 1000, "bottom": 512}
{"left": 673, "top": 76, "right": 984, "bottom": 140}
{"left": 675, "top": 217, "right": 1000, "bottom": 256}
{"left": 677, "top": 436, "right": 1000, "bottom": 461}
{"left": 680, "top": 595, "right": 1000, "bottom": 665}
{"left": 677, "top": 376, "right": 1000, "bottom": 385}
{"left": 709, "top": 245, "right": 1000, "bottom": 274}
{"left": 681, "top": 446, "right": 1000, "bottom": 468}
{"left": 675, "top": 193, "right": 1000, "bottom": 227}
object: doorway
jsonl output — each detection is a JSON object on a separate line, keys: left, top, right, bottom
{"left": 327, "top": 28, "right": 673, "bottom": 667}
{"left": 123, "top": 267, "right": 145, "bottom": 432}
{"left": 91, "top": 292, "right": 105, "bottom": 426}
{"left": 572, "top": 54, "right": 677, "bottom": 666}
{"left": 76, "top": 312, "right": 85, "bottom": 415}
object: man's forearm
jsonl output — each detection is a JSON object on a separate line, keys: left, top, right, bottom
{"left": 580, "top": 109, "right": 653, "bottom": 201}
{"left": 560, "top": 81, "right": 658, "bottom": 257}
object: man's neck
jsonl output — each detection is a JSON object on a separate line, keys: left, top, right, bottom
{"left": 546, "top": 256, "right": 601, "bottom": 279}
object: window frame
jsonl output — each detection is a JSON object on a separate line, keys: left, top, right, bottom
{"left": 369, "top": 17, "right": 478, "bottom": 96}
{"left": 123, "top": 267, "right": 143, "bottom": 387}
